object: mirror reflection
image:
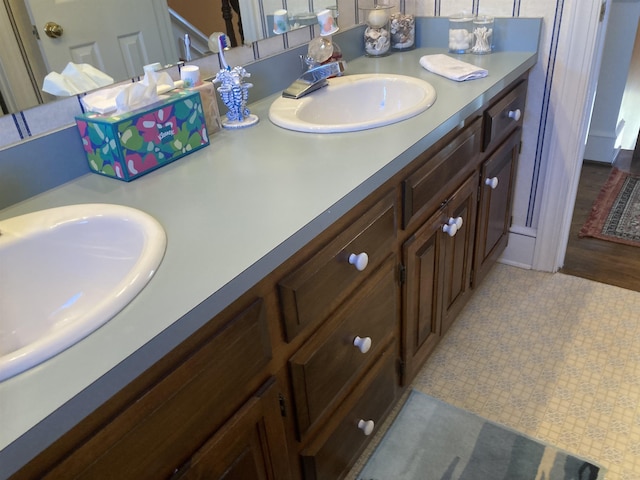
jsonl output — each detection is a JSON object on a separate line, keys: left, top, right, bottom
{"left": 0, "top": 0, "right": 325, "bottom": 116}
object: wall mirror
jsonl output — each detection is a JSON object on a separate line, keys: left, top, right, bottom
{"left": 0, "top": 0, "right": 331, "bottom": 117}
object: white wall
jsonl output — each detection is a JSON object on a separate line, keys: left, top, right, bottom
{"left": 585, "top": 0, "right": 640, "bottom": 163}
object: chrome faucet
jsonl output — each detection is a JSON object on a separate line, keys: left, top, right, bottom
{"left": 282, "top": 60, "right": 347, "bottom": 99}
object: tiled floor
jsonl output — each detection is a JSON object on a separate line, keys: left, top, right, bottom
{"left": 348, "top": 264, "right": 640, "bottom": 480}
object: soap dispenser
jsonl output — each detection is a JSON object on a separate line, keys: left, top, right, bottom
{"left": 311, "top": 8, "right": 342, "bottom": 65}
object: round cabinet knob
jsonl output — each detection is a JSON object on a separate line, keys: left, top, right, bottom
{"left": 357, "top": 419, "right": 375, "bottom": 436}
{"left": 485, "top": 177, "right": 499, "bottom": 189}
{"left": 353, "top": 335, "right": 372, "bottom": 353}
{"left": 442, "top": 223, "right": 458, "bottom": 237}
{"left": 448, "top": 216, "right": 463, "bottom": 229}
{"left": 508, "top": 109, "right": 521, "bottom": 121}
{"left": 348, "top": 252, "right": 369, "bottom": 271}
{"left": 44, "top": 22, "right": 64, "bottom": 38}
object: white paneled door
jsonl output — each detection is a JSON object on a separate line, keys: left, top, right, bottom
{"left": 25, "top": 0, "right": 178, "bottom": 82}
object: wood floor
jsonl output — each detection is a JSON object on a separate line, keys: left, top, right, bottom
{"left": 560, "top": 150, "right": 640, "bottom": 292}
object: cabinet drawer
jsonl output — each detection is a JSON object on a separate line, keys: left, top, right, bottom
{"left": 279, "top": 193, "right": 396, "bottom": 341}
{"left": 403, "top": 117, "right": 481, "bottom": 229}
{"left": 45, "top": 298, "right": 272, "bottom": 479}
{"left": 483, "top": 79, "right": 528, "bottom": 152}
{"left": 290, "top": 256, "right": 398, "bottom": 437}
{"left": 300, "top": 343, "right": 398, "bottom": 480}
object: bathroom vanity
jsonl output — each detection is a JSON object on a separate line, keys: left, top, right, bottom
{"left": 0, "top": 42, "right": 537, "bottom": 479}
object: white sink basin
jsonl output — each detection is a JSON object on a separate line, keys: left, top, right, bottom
{"left": 0, "top": 204, "right": 166, "bottom": 381}
{"left": 269, "top": 73, "right": 436, "bottom": 133}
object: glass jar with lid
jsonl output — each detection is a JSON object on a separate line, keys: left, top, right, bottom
{"left": 359, "top": 0, "right": 393, "bottom": 57}
{"left": 471, "top": 15, "right": 494, "bottom": 54}
{"left": 448, "top": 14, "right": 474, "bottom": 54}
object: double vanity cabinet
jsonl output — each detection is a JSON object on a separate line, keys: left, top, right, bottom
{"left": 11, "top": 72, "right": 528, "bottom": 480}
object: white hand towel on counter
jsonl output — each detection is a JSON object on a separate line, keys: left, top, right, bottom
{"left": 419, "top": 54, "right": 488, "bottom": 81}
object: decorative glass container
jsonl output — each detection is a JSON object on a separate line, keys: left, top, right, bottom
{"left": 390, "top": 13, "right": 415, "bottom": 51}
{"left": 213, "top": 66, "right": 259, "bottom": 129}
{"left": 448, "top": 14, "right": 473, "bottom": 54}
{"left": 360, "top": 2, "right": 393, "bottom": 57}
{"left": 471, "top": 15, "right": 494, "bottom": 54}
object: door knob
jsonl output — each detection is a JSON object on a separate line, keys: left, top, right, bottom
{"left": 448, "top": 216, "right": 463, "bottom": 229}
{"left": 357, "top": 419, "right": 375, "bottom": 435}
{"left": 44, "top": 22, "right": 64, "bottom": 38}
{"left": 442, "top": 223, "right": 458, "bottom": 237}
{"left": 485, "top": 177, "right": 499, "bottom": 189}
{"left": 353, "top": 336, "right": 372, "bottom": 353}
{"left": 348, "top": 252, "right": 369, "bottom": 271}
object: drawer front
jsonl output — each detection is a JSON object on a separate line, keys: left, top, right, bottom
{"left": 483, "top": 79, "right": 528, "bottom": 152}
{"left": 403, "top": 117, "right": 482, "bottom": 229}
{"left": 290, "top": 256, "right": 398, "bottom": 436}
{"left": 47, "top": 298, "right": 272, "bottom": 479}
{"left": 300, "top": 343, "right": 398, "bottom": 480}
{"left": 279, "top": 193, "right": 396, "bottom": 341}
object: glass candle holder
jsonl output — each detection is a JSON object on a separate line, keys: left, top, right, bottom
{"left": 448, "top": 14, "right": 473, "bottom": 54}
{"left": 360, "top": 3, "right": 393, "bottom": 57}
{"left": 390, "top": 12, "right": 415, "bottom": 51}
{"left": 471, "top": 15, "right": 494, "bottom": 54}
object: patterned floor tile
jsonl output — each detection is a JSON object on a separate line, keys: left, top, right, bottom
{"left": 347, "top": 264, "right": 640, "bottom": 479}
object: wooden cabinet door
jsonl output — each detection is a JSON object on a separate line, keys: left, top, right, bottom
{"left": 174, "top": 378, "right": 292, "bottom": 480}
{"left": 402, "top": 206, "right": 447, "bottom": 383}
{"left": 402, "top": 173, "right": 478, "bottom": 383}
{"left": 440, "top": 172, "right": 478, "bottom": 335}
{"left": 474, "top": 128, "right": 521, "bottom": 287}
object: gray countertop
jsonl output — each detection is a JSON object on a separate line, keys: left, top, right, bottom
{"left": 0, "top": 46, "right": 538, "bottom": 475}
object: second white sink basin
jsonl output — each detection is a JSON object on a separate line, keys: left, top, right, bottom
{"left": 0, "top": 204, "right": 166, "bottom": 382}
{"left": 269, "top": 73, "right": 436, "bottom": 133}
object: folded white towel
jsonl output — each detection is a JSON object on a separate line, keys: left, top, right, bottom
{"left": 419, "top": 54, "right": 488, "bottom": 82}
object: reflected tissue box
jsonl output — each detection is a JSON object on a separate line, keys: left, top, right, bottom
{"left": 75, "top": 90, "right": 209, "bottom": 182}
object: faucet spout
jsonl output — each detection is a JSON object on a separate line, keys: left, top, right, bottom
{"left": 282, "top": 61, "right": 347, "bottom": 99}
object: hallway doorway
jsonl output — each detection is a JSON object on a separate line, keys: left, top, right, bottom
{"left": 561, "top": 152, "right": 640, "bottom": 293}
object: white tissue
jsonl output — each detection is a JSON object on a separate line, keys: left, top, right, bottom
{"left": 42, "top": 63, "right": 114, "bottom": 96}
{"left": 419, "top": 54, "right": 488, "bottom": 82}
{"left": 81, "top": 70, "right": 175, "bottom": 114}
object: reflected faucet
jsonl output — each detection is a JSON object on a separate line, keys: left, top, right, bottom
{"left": 282, "top": 60, "right": 347, "bottom": 99}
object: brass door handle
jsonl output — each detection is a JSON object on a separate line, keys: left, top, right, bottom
{"left": 44, "top": 22, "right": 63, "bottom": 38}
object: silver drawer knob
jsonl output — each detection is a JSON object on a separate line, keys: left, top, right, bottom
{"left": 508, "top": 109, "right": 521, "bottom": 121}
{"left": 348, "top": 252, "right": 369, "bottom": 271}
{"left": 485, "top": 176, "right": 499, "bottom": 189}
{"left": 357, "top": 419, "right": 375, "bottom": 435}
{"left": 353, "top": 336, "right": 372, "bottom": 353}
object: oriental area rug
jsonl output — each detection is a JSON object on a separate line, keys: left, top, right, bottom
{"left": 579, "top": 168, "right": 640, "bottom": 247}
{"left": 357, "top": 390, "right": 604, "bottom": 480}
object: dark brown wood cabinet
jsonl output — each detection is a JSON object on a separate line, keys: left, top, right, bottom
{"left": 299, "top": 342, "right": 398, "bottom": 480}
{"left": 172, "top": 377, "right": 292, "bottom": 480}
{"left": 474, "top": 128, "right": 521, "bottom": 286}
{"left": 402, "top": 171, "right": 479, "bottom": 383}
{"left": 12, "top": 74, "right": 530, "bottom": 480}
{"left": 289, "top": 256, "right": 398, "bottom": 438}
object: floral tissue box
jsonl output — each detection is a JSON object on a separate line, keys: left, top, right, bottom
{"left": 75, "top": 90, "right": 209, "bottom": 182}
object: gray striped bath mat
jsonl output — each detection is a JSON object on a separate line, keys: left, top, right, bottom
{"left": 358, "top": 390, "right": 603, "bottom": 480}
